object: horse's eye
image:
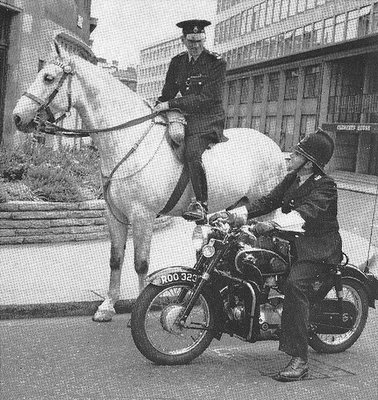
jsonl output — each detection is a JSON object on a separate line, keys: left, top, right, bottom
{"left": 44, "top": 74, "right": 54, "bottom": 83}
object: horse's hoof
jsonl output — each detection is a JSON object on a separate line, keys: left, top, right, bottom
{"left": 92, "top": 309, "right": 115, "bottom": 322}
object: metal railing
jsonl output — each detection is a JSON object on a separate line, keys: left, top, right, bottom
{"left": 327, "top": 93, "right": 378, "bottom": 123}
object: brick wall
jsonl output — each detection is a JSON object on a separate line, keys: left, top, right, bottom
{"left": 0, "top": 201, "right": 171, "bottom": 244}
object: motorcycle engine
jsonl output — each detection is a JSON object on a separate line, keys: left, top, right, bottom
{"left": 258, "top": 296, "right": 283, "bottom": 340}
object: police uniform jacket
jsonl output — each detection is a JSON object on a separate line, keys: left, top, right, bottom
{"left": 158, "top": 49, "right": 228, "bottom": 142}
{"left": 246, "top": 171, "right": 342, "bottom": 265}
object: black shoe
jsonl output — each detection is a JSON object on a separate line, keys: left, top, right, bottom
{"left": 274, "top": 357, "right": 309, "bottom": 382}
{"left": 183, "top": 201, "right": 207, "bottom": 222}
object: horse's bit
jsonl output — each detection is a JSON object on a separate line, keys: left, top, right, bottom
{"left": 23, "top": 60, "right": 74, "bottom": 131}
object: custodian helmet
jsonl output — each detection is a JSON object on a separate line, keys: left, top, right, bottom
{"left": 294, "top": 128, "right": 334, "bottom": 172}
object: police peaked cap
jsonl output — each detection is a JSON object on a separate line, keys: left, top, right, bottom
{"left": 177, "top": 19, "right": 211, "bottom": 40}
{"left": 294, "top": 128, "right": 334, "bottom": 172}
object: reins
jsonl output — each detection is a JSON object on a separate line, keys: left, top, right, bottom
{"left": 34, "top": 112, "right": 158, "bottom": 137}
{"left": 24, "top": 58, "right": 168, "bottom": 225}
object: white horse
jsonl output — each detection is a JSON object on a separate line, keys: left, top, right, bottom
{"left": 12, "top": 43, "right": 287, "bottom": 321}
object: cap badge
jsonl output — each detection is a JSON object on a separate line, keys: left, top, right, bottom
{"left": 193, "top": 26, "right": 199, "bottom": 33}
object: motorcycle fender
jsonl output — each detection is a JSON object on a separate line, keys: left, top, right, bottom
{"left": 145, "top": 266, "right": 199, "bottom": 287}
{"left": 342, "top": 264, "right": 376, "bottom": 308}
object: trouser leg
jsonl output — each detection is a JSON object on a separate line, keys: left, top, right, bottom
{"left": 279, "top": 260, "right": 327, "bottom": 360}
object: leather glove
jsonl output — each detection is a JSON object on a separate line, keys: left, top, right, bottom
{"left": 209, "top": 211, "right": 232, "bottom": 225}
{"left": 152, "top": 101, "right": 169, "bottom": 113}
{"left": 253, "top": 221, "right": 276, "bottom": 236}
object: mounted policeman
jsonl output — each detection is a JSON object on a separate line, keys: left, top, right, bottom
{"left": 153, "top": 19, "right": 228, "bottom": 222}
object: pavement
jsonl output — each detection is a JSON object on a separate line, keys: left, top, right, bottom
{"left": 1, "top": 171, "right": 378, "bottom": 319}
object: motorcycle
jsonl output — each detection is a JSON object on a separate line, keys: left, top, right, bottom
{"left": 131, "top": 219, "right": 378, "bottom": 365}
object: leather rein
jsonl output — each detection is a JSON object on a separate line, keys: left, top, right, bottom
{"left": 23, "top": 59, "right": 158, "bottom": 137}
{"left": 24, "top": 59, "right": 166, "bottom": 225}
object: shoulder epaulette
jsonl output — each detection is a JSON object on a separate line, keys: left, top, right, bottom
{"left": 207, "top": 50, "right": 223, "bottom": 60}
{"left": 176, "top": 51, "right": 188, "bottom": 58}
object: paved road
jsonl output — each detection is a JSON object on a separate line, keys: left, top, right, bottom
{"left": 1, "top": 310, "right": 378, "bottom": 400}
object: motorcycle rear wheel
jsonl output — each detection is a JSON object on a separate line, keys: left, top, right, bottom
{"left": 309, "top": 278, "right": 369, "bottom": 353}
{"left": 131, "top": 283, "right": 216, "bottom": 365}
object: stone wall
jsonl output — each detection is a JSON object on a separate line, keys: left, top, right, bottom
{"left": 0, "top": 201, "right": 171, "bottom": 244}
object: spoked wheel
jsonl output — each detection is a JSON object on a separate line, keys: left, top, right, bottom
{"left": 131, "top": 283, "right": 216, "bottom": 365}
{"left": 309, "top": 278, "right": 369, "bottom": 353}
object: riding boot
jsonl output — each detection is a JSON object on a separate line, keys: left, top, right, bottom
{"left": 183, "top": 161, "right": 208, "bottom": 222}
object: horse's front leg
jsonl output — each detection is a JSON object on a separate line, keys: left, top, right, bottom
{"left": 132, "top": 213, "right": 155, "bottom": 293}
{"left": 93, "top": 212, "right": 129, "bottom": 322}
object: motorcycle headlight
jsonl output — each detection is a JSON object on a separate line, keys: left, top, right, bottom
{"left": 192, "top": 225, "right": 212, "bottom": 252}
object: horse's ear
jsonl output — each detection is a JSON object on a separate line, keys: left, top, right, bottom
{"left": 53, "top": 40, "right": 62, "bottom": 58}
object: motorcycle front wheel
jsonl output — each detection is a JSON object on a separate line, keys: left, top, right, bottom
{"left": 309, "top": 277, "right": 369, "bottom": 353}
{"left": 131, "top": 283, "right": 216, "bottom": 365}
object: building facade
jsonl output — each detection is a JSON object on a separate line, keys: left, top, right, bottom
{"left": 214, "top": 0, "right": 378, "bottom": 175}
{"left": 97, "top": 58, "right": 137, "bottom": 92}
{"left": 137, "top": 36, "right": 186, "bottom": 104}
{"left": 0, "top": 0, "right": 96, "bottom": 147}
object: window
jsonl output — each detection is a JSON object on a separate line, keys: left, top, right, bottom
{"left": 240, "top": 10, "right": 248, "bottom": 36}
{"left": 277, "top": 33, "right": 285, "bottom": 56}
{"left": 268, "top": 72, "right": 280, "bottom": 102}
{"left": 251, "top": 116, "right": 261, "bottom": 130}
{"left": 255, "top": 41, "right": 262, "bottom": 61}
{"left": 269, "top": 36, "right": 278, "bottom": 58}
{"left": 284, "top": 69, "right": 299, "bottom": 100}
{"left": 249, "top": 43, "right": 256, "bottom": 62}
{"left": 259, "top": 2, "right": 266, "bottom": 29}
{"left": 373, "top": 3, "right": 378, "bottom": 34}
{"left": 230, "top": 16, "right": 236, "bottom": 40}
{"left": 235, "top": 13, "right": 242, "bottom": 38}
{"left": 265, "top": 116, "right": 277, "bottom": 137}
{"left": 237, "top": 115, "right": 247, "bottom": 128}
{"left": 297, "top": 0, "right": 305, "bottom": 13}
{"left": 288, "top": 0, "right": 297, "bottom": 17}
{"left": 253, "top": 75, "right": 264, "bottom": 103}
{"left": 228, "top": 81, "right": 237, "bottom": 105}
{"left": 300, "top": 115, "right": 317, "bottom": 140}
{"left": 284, "top": 30, "right": 294, "bottom": 54}
{"left": 280, "top": 115, "right": 295, "bottom": 151}
{"left": 246, "top": 8, "right": 254, "bottom": 33}
{"left": 242, "top": 45, "right": 250, "bottom": 63}
{"left": 225, "top": 116, "right": 233, "bottom": 129}
{"left": 252, "top": 5, "right": 259, "bottom": 31}
{"left": 266, "top": 0, "right": 274, "bottom": 26}
{"left": 304, "top": 65, "right": 321, "bottom": 98}
{"left": 334, "top": 14, "right": 346, "bottom": 42}
{"left": 240, "top": 78, "right": 250, "bottom": 103}
{"left": 313, "top": 21, "right": 323, "bottom": 46}
{"left": 358, "top": 5, "right": 372, "bottom": 36}
{"left": 293, "top": 27, "right": 303, "bottom": 52}
{"left": 262, "top": 38, "right": 270, "bottom": 59}
{"left": 273, "top": 0, "right": 281, "bottom": 22}
{"left": 346, "top": 9, "right": 359, "bottom": 40}
{"left": 281, "top": 0, "right": 289, "bottom": 19}
{"left": 323, "top": 17, "right": 334, "bottom": 44}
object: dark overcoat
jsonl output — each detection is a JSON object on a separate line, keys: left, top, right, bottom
{"left": 246, "top": 171, "right": 342, "bottom": 265}
{"left": 158, "top": 49, "right": 228, "bottom": 142}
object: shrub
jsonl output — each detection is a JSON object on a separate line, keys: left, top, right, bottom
{"left": 0, "top": 138, "right": 102, "bottom": 202}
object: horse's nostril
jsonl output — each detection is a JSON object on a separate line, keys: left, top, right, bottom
{"left": 13, "top": 114, "right": 21, "bottom": 127}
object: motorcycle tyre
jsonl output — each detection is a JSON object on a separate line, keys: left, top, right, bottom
{"left": 131, "top": 282, "right": 216, "bottom": 365}
{"left": 308, "top": 278, "right": 369, "bottom": 354}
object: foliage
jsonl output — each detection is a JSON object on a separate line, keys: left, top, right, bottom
{"left": 0, "top": 137, "right": 102, "bottom": 202}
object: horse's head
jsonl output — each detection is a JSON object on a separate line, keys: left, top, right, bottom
{"left": 13, "top": 41, "right": 75, "bottom": 133}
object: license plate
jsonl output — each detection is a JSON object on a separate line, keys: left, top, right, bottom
{"left": 160, "top": 272, "right": 197, "bottom": 285}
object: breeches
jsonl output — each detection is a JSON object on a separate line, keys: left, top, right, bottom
{"left": 184, "top": 134, "right": 215, "bottom": 203}
{"left": 279, "top": 260, "right": 329, "bottom": 360}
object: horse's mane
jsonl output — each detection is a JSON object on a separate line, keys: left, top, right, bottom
{"left": 52, "top": 51, "right": 150, "bottom": 118}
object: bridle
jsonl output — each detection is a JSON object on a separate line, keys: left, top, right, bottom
{"left": 23, "top": 60, "right": 74, "bottom": 129}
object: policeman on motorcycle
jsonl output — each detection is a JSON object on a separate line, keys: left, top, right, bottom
{"left": 212, "top": 128, "right": 341, "bottom": 382}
